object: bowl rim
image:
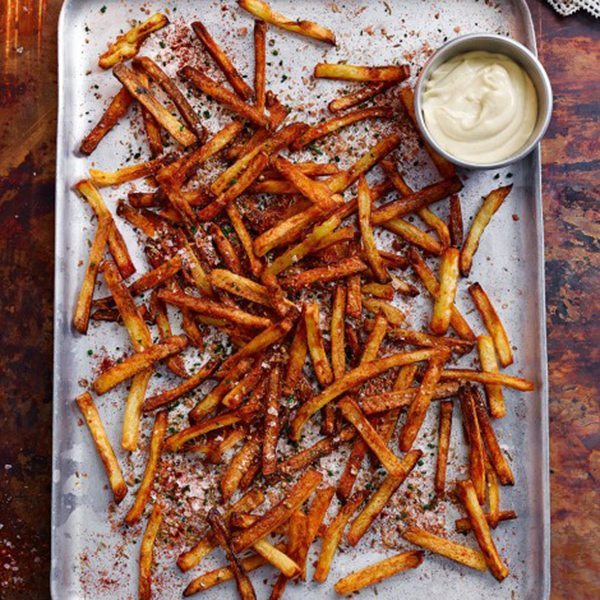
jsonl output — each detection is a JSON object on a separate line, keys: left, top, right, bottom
{"left": 414, "top": 33, "right": 553, "bottom": 171}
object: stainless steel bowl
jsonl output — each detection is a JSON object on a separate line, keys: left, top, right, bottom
{"left": 414, "top": 33, "right": 553, "bottom": 170}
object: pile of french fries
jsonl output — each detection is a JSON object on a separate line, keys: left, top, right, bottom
{"left": 73, "top": 2, "right": 535, "bottom": 598}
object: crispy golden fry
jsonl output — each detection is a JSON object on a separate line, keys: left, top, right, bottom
{"left": 226, "top": 203, "right": 264, "bottom": 277}
{"left": 330, "top": 287, "right": 347, "bottom": 380}
{"left": 336, "top": 434, "right": 368, "bottom": 503}
{"left": 362, "top": 296, "right": 406, "bottom": 326}
{"left": 477, "top": 335, "right": 506, "bottom": 418}
{"left": 486, "top": 460, "right": 500, "bottom": 528}
{"left": 231, "top": 468, "right": 323, "bottom": 552}
{"left": 431, "top": 247, "right": 460, "bottom": 334}
{"left": 304, "top": 302, "right": 334, "bottom": 386}
{"left": 456, "top": 480, "right": 509, "bottom": 581}
{"left": 347, "top": 449, "right": 422, "bottom": 545}
{"left": 238, "top": 0, "right": 336, "bottom": 44}
{"left": 113, "top": 64, "right": 196, "bottom": 146}
{"left": 358, "top": 175, "right": 389, "bottom": 281}
{"left": 472, "top": 389, "right": 515, "bottom": 485}
{"left": 192, "top": 22, "right": 253, "bottom": 100}
{"left": 460, "top": 385, "right": 486, "bottom": 504}
{"left": 73, "top": 218, "right": 110, "bottom": 334}
{"left": 226, "top": 365, "right": 267, "bottom": 413}
{"left": 253, "top": 540, "right": 300, "bottom": 579}
{"left": 399, "top": 86, "right": 456, "bottom": 178}
{"left": 262, "top": 162, "right": 340, "bottom": 179}
{"left": 139, "top": 502, "right": 163, "bottom": 600}
{"left": 210, "top": 269, "right": 270, "bottom": 306}
{"left": 291, "top": 348, "right": 438, "bottom": 440}
{"left": 435, "top": 400, "right": 453, "bottom": 497}
{"left": 440, "top": 369, "right": 534, "bottom": 391}
{"left": 125, "top": 411, "right": 167, "bottom": 524}
{"left": 99, "top": 13, "right": 169, "bottom": 69}
{"left": 206, "top": 428, "right": 246, "bottom": 463}
{"left": 399, "top": 349, "right": 450, "bottom": 451}
{"left": 281, "top": 256, "right": 367, "bottom": 291}
{"left": 210, "top": 223, "right": 243, "bottom": 274}
{"left": 137, "top": 69, "right": 164, "bottom": 157}
{"left": 419, "top": 207, "right": 451, "bottom": 247}
{"left": 346, "top": 275, "right": 362, "bottom": 318}
{"left": 460, "top": 185, "right": 512, "bottom": 276}
{"left": 262, "top": 366, "right": 282, "bottom": 476}
{"left": 271, "top": 510, "right": 306, "bottom": 598}
{"left": 165, "top": 411, "right": 241, "bottom": 452}
{"left": 361, "top": 314, "right": 388, "bottom": 363}
{"left": 92, "top": 335, "right": 188, "bottom": 395}
{"left": 80, "top": 87, "right": 133, "bottom": 155}
{"left": 362, "top": 282, "right": 394, "bottom": 300}
{"left": 180, "top": 65, "right": 267, "bottom": 127}
{"left": 449, "top": 194, "right": 464, "bottom": 248}
{"left": 178, "top": 490, "right": 264, "bottom": 572}
{"left": 117, "top": 202, "right": 161, "bottom": 237}
{"left": 408, "top": 248, "right": 475, "bottom": 341}
{"left": 314, "top": 491, "right": 366, "bottom": 582}
{"left": 207, "top": 509, "right": 258, "bottom": 600}
{"left": 469, "top": 282, "right": 513, "bottom": 367}
{"left": 402, "top": 526, "right": 487, "bottom": 571}
{"left": 314, "top": 63, "right": 409, "bottom": 82}
{"left": 328, "top": 81, "right": 395, "bottom": 113}
{"left": 253, "top": 20, "right": 267, "bottom": 112}
{"left": 383, "top": 218, "right": 444, "bottom": 255}
{"left": 222, "top": 436, "right": 262, "bottom": 501}
{"left": 283, "top": 319, "right": 308, "bottom": 395}
{"left": 359, "top": 382, "right": 459, "bottom": 415}
{"left": 455, "top": 510, "right": 517, "bottom": 533}
{"left": 388, "top": 328, "right": 474, "bottom": 354}
{"left": 291, "top": 106, "right": 389, "bottom": 150}
{"left": 75, "top": 392, "right": 127, "bottom": 503}
{"left": 132, "top": 56, "right": 206, "bottom": 138}
{"left": 333, "top": 550, "right": 423, "bottom": 595}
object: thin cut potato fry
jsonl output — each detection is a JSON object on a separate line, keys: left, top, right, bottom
{"left": 477, "top": 335, "right": 506, "bottom": 418}
{"left": 469, "top": 282, "right": 514, "bottom": 367}
{"left": 362, "top": 297, "right": 406, "bottom": 326}
{"left": 291, "top": 106, "right": 389, "bottom": 151}
{"left": 291, "top": 348, "right": 439, "bottom": 440}
{"left": 362, "top": 282, "right": 394, "bottom": 300}
{"left": 253, "top": 538, "right": 300, "bottom": 578}
{"left": 336, "top": 436, "right": 368, "bottom": 503}
{"left": 435, "top": 400, "right": 453, "bottom": 497}
{"left": 359, "top": 382, "right": 459, "bottom": 415}
{"left": 455, "top": 510, "right": 517, "bottom": 533}
{"left": 99, "top": 13, "right": 169, "bottom": 69}
{"left": 314, "top": 63, "right": 409, "bottom": 82}
{"left": 139, "top": 503, "right": 163, "bottom": 600}
{"left": 387, "top": 328, "right": 474, "bottom": 354}
{"left": 210, "top": 223, "right": 243, "bottom": 274}
{"left": 75, "top": 392, "right": 128, "bottom": 504}
{"left": 92, "top": 335, "right": 188, "bottom": 395}
{"left": 440, "top": 369, "right": 534, "bottom": 391}
{"left": 231, "top": 468, "right": 323, "bottom": 552}
{"left": 223, "top": 361, "right": 265, "bottom": 410}
{"left": 262, "top": 162, "right": 340, "bottom": 178}
{"left": 328, "top": 81, "right": 395, "bottom": 113}
{"left": 226, "top": 203, "right": 264, "bottom": 277}
{"left": 358, "top": 175, "right": 389, "bottom": 282}
{"left": 486, "top": 460, "right": 501, "bottom": 528}
{"left": 192, "top": 22, "right": 253, "bottom": 100}
{"left": 449, "top": 194, "right": 464, "bottom": 247}
{"left": 80, "top": 87, "right": 133, "bottom": 155}
{"left": 270, "top": 511, "right": 306, "bottom": 597}
{"left": 113, "top": 64, "right": 196, "bottom": 146}
{"left": 262, "top": 366, "right": 282, "bottom": 476}
{"left": 210, "top": 269, "right": 271, "bottom": 306}
{"left": 383, "top": 218, "right": 444, "bottom": 256}
{"left": 164, "top": 412, "right": 242, "bottom": 452}
{"left": 460, "top": 185, "right": 512, "bottom": 276}
{"left": 304, "top": 302, "right": 334, "bottom": 386}
{"left": 125, "top": 411, "right": 168, "bottom": 524}
{"left": 460, "top": 385, "right": 487, "bottom": 504}
{"left": 221, "top": 436, "right": 262, "bottom": 502}
{"left": 254, "top": 20, "right": 267, "bottom": 112}
{"left": 333, "top": 550, "right": 424, "bottom": 595}
{"left": 347, "top": 449, "right": 422, "bottom": 546}
{"left": 330, "top": 287, "right": 347, "bottom": 380}
{"left": 283, "top": 320, "right": 308, "bottom": 395}
{"left": 456, "top": 480, "right": 509, "bottom": 581}
{"left": 431, "top": 247, "right": 460, "bottom": 334}
{"left": 361, "top": 314, "right": 387, "bottom": 363}
{"left": 402, "top": 526, "right": 487, "bottom": 571}
{"left": 346, "top": 275, "right": 362, "bottom": 318}
{"left": 314, "top": 491, "right": 367, "bottom": 582}
{"left": 238, "top": 0, "right": 336, "bottom": 45}
{"left": 281, "top": 256, "right": 367, "bottom": 291}
{"left": 136, "top": 68, "right": 164, "bottom": 157}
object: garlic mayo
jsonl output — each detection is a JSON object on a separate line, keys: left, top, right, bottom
{"left": 421, "top": 50, "right": 537, "bottom": 164}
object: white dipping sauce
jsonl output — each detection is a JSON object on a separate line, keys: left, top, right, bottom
{"left": 422, "top": 50, "right": 538, "bottom": 164}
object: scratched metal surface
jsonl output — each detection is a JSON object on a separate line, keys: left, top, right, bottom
{"left": 52, "top": 1, "right": 550, "bottom": 598}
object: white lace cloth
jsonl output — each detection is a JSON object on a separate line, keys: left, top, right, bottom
{"left": 547, "top": 0, "right": 600, "bottom": 17}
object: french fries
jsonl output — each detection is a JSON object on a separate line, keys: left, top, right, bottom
{"left": 328, "top": 81, "right": 395, "bottom": 113}
{"left": 346, "top": 275, "right": 362, "bottom": 318}
{"left": 359, "top": 382, "right": 459, "bottom": 415}
{"left": 253, "top": 20, "right": 267, "bottom": 112}
{"left": 387, "top": 328, "right": 474, "bottom": 354}
{"left": 430, "top": 248, "right": 460, "bottom": 335}
{"left": 314, "top": 63, "right": 409, "bottom": 82}
{"left": 477, "top": 335, "right": 506, "bottom": 418}
{"left": 362, "top": 297, "right": 406, "bottom": 326}
{"left": 358, "top": 175, "right": 389, "bottom": 282}
{"left": 440, "top": 369, "right": 534, "bottom": 391}
{"left": 460, "top": 385, "right": 487, "bottom": 504}
{"left": 435, "top": 401, "right": 453, "bottom": 497}
{"left": 334, "top": 550, "right": 424, "bottom": 595}
{"left": 262, "top": 366, "right": 282, "bottom": 476}
{"left": 99, "top": 13, "right": 169, "bottom": 69}
{"left": 238, "top": 0, "right": 336, "bottom": 45}
{"left": 460, "top": 185, "right": 512, "bottom": 276}
{"left": 455, "top": 510, "right": 517, "bottom": 533}
{"left": 449, "top": 194, "right": 464, "bottom": 248}
{"left": 281, "top": 256, "right": 368, "bottom": 291}
{"left": 330, "top": 287, "right": 347, "bottom": 380}
{"left": 383, "top": 217, "right": 444, "bottom": 255}
{"left": 139, "top": 502, "right": 163, "bottom": 600}
{"left": 75, "top": 392, "right": 127, "bottom": 503}
{"left": 304, "top": 303, "right": 334, "bottom": 386}
{"left": 469, "top": 282, "right": 514, "bottom": 367}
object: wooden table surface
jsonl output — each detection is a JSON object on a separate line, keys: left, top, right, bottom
{"left": 0, "top": 1, "right": 597, "bottom": 598}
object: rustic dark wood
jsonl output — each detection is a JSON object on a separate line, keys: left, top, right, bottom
{"left": 0, "top": 1, "right": 597, "bottom": 598}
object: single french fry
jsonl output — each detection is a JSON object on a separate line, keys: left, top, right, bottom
{"left": 283, "top": 320, "right": 308, "bottom": 395}
{"left": 165, "top": 411, "right": 242, "bottom": 452}
{"left": 455, "top": 510, "right": 517, "bottom": 533}
{"left": 358, "top": 175, "right": 389, "bottom": 282}
{"left": 75, "top": 392, "right": 127, "bottom": 503}
{"left": 331, "top": 287, "right": 347, "bottom": 380}
{"left": 362, "top": 296, "right": 406, "bottom": 326}
{"left": 486, "top": 460, "right": 501, "bottom": 528}
{"left": 231, "top": 468, "right": 323, "bottom": 552}
{"left": 399, "top": 349, "right": 450, "bottom": 451}
{"left": 314, "top": 491, "right": 366, "bottom": 582}
{"left": 80, "top": 87, "right": 133, "bottom": 155}
{"left": 113, "top": 64, "right": 196, "bottom": 146}
{"left": 469, "top": 282, "right": 514, "bottom": 367}
{"left": 315, "top": 63, "right": 409, "bottom": 82}
{"left": 291, "top": 349, "right": 439, "bottom": 440}
{"left": 238, "top": 0, "right": 336, "bottom": 45}
{"left": 431, "top": 247, "right": 460, "bottom": 335}
{"left": 206, "top": 428, "right": 246, "bottom": 463}
{"left": 252, "top": 538, "right": 300, "bottom": 578}
{"left": 304, "top": 302, "right": 334, "bottom": 386}
{"left": 346, "top": 275, "right": 362, "bottom": 318}
{"left": 435, "top": 400, "right": 453, "bottom": 497}
{"left": 402, "top": 526, "right": 487, "bottom": 571}
{"left": 362, "top": 282, "right": 394, "bottom": 300}
{"left": 271, "top": 510, "right": 306, "bottom": 598}
{"left": 460, "top": 385, "right": 487, "bottom": 504}
{"left": 456, "top": 480, "right": 509, "bottom": 581}
{"left": 220, "top": 437, "right": 262, "bottom": 501}
{"left": 221, "top": 358, "right": 265, "bottom": 410}
{"left": 253, "top": 20, "right": 267, "bottom": 112}
{"left": 139, "top": 503, "right": 163, "bottom": 600}
{"left": 449, "top": 194, "right": 464, "bottom": 248}
{"left": 226, "top": 203, "right": 264, "bottom": 277}
{"left": 99, "top": 13, "right": 169, "bottom": 69}
{"left": 262, "top": 162, "right": 341, "bottom": 179}
{"left": 440, "top": 369, "right": 534, "bottom": 391}
{"left": 210, "top": 223, "right": 243, "bottom": 274}
{"left": 333, "top": 550, "right": 423, "bottom": 595}
{"left": 137, "top": 68, "right": 163, "bottom": 157}
{"left": 281, "top": 256, "right": 368, "bottom": 291}
{"left": 359, "top": 383, "right": 459, "bottom": 415}
{"left": 262, "top": 366, "right": 282, "bottom": 476}
{"left": 477, "top": 335, "right": 506, "bottom": 418}
{"left": 388, "top": 328, "right": 474, "bottom": 354}
{"left": 361, "top": 314, "right": 387, "bottom": 363}
{"left": 347, "top": 449, "right": 422, "bottom": 546}
{"left": 336, "top": 435, "right": 368, "bottom": 503}
{"left": 383, "top": 218, "right": 444, "bottom": 255}
{"left": 328, "top": 81, "right": 395, "bottom": 113}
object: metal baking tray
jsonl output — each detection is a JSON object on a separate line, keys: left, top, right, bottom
{"left": 53, "top": 1, "right": 550, "bottom": 598}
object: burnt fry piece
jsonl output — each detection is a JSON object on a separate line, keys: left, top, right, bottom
{"left": 431, "top": 247, "right": 460, "bottom": 335}
{"left": 253, "top": 20, "right": 267, "bottom": 112}
{"left": 460, "top": 385, "right": 486, "bottom": 504}
{"left": 76, "top": 392, "right": 127, "bottom": 504}
{"left": 435, "top": 400, "right": 453, "bottom": 497}
{"left": 328, "top": 81, "right": 395, "bottom": 113}
{"left": 262, "top": 366, "right": 282, "bottom": 476}
{"left": 469, "top": 282, "right": 513, "bottom": 367}
{"left": 304, "top": 302, "right": 334, "bottom": 386}
{"left": 477, "top": 335, "right": 506, "bottom": 418}
{"left": 139, "top": 503, "right": 163, "bottom": 600}
{"left": 238, "top": 0, "right": 336, "bottom": 45}
{"left": 207, "top": 509, "right": 257, "bottom": 600}
{"left": 460, "top": 185, "right": 512, "bottom": 276}
{"left": 315, "top": 63, "right": 409, "bottom": 82}
{"left": 192, "top": 22, "right": 253, "bottom": 100}
{"left": 449, "top": 194, "right": 464, "bottom": 248}
{"left": 456, "top": 480, "right": 509, "bottom": 581}
{"left": 358, "top": 175, "right": 389, "bottom": 282}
